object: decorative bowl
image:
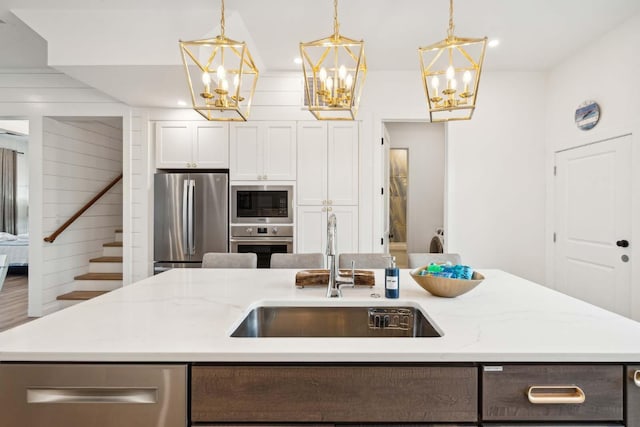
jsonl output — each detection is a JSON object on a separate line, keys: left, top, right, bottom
{"left": 409, "top": 266, "right": 484, "bottom": 298}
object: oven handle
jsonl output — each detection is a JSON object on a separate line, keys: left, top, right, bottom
{"left": 229, "top": 238, "right": 294, "bottom": 244}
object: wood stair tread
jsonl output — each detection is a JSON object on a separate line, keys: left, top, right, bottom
{"left": 103, "top": 241, "right": 123, "bottom": 247}
{"left": 74, "top": 272, "right": 123, "bottom": 281}
{"left": 57, "top": 291, "right": 109, "bottom": 301}
{"left": 89, "top": 256, "right": 123, "bottom": 263}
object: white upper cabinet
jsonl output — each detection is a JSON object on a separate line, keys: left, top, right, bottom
{"left": 297, "top": 122, "right": 358, "bottom": 206}
{"left": 296, "top": 122, "right": 328, "bottom": 205}
{"left": 230, "top": 122, "right": 296, "bottom": 181}
{"left": 192, "top": 122, "right": 229, "bottom": 169}
{"left": 156, "top": 121, "right": 229, "bottom": 169}
{"left": 296, "top": 121, "right": 359, "bottom": 254}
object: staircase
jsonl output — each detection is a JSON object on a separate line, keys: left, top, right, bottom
{"left": 57, "top": 228, "right": 123, "bottom": 308}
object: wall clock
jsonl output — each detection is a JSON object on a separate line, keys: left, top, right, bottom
{"left": 575, "top": 100, "right": 600, "bottom": 131}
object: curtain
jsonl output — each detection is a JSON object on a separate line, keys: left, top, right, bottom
{"left": 0, "top": 148, "right": 17, "bottom": 235}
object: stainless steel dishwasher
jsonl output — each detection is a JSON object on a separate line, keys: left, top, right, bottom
{"left": 0, "top": 363, "right": 187, "bottom": 427}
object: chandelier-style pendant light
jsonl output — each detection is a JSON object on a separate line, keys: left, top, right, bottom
{"left": 179, "top": 0, "right": 259, "bottom": 121}
{"left": 418, "top": 0, "right": 487, "bottom": 122}
{"left": 300, "top": 0, "right": 367, "bottom": 120}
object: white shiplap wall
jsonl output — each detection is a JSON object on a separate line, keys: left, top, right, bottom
{"left": 41, "top": 117, "right": 123, "bottom": 313}
{"left": 0, "top": 69, "right": 129, "bottom": 317}
{"left": 130, "top": 109, "right": 152, "bottom": 282}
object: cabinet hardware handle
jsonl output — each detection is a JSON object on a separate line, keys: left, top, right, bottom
{"left": 327, "top": 206, "right": 332, "bottom": 212}
{"left": 328, "top": 199, "right": 333, "bottom": 205}
{"left": 186, "top": 163, "right": 191, "bottom": 168}
{"left": 322, "top": 200, "right": 327, "bottom": 205}
{"left": 527, "top": 385, "right": 585, "bottom": 404}
{"left": 27, "top": 387, "right": 158, "bottom": 404}
{"left": 193, "top": 163, "right": 197, "bottom": 168}
{"left": 634, "top": 370, "right": 640, "bottom": 387}
{"left": 322, "top": 207, "right": 326, "bottom": 212}
{"left": 263, "top": 175, "right": 268, "bottom": 180}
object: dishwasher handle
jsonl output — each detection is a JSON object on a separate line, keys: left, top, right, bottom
{"left": 27, "top": 387, "right": 158, "bottom": 404}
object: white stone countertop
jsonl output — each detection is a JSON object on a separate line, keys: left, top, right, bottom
{"left": 1, "top": 268, "right": 640, "bottom": 363}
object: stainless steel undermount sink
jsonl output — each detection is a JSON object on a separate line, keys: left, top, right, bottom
{"left": 230, "top": 304, "right": 443, "bottom": 338}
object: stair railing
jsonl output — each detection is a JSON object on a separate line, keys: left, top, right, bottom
{"left": 43, "top": 173, "right": 123, "bottom": 243}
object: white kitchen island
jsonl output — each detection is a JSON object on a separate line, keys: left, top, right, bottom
{"left": 1, "top": 269, "right": 640, "bottom": 427}
{"left": 0, "top": 268, "right": 639, "bottom": 362}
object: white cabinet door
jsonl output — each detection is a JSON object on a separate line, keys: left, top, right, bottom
{"left": 193, "top": 122, "right": 229, "bottom": 169}
{"left": 328, "top": 122, "right": 359, "bottom": 206}
{"left": 296, "top": 206, "right": 327, "bottom": 254}
{"left": 156, "top": 122, "right": 193, "bottom": 169}
{"left": 296, "top": 206, "right": 358, "bottom": 255}
{"left": 263, "top": 122, "right": 296, "bottom": 180}
{"left": 297, "top": 122, "right": 328, "bottom": 205}
{"left": 331, "top": 205, "right": 359, "bottom": 254}
{"left": 230, "top": 123, "right": 262, "bottom": 180}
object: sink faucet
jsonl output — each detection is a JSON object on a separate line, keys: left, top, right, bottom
{"left": 326, "top": 213, "right": 355, "bottom": 298}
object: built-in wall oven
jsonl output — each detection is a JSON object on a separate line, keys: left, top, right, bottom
{"left": 230, "top": 185, "right": 294, "bottom": 267}
{"left": 230, "top": 225, "right": 293, "bottom": 268}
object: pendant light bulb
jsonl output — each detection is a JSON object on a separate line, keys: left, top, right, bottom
{"left": 319, "top": 67, "right": 327, "bottom": 83}
{"left": 216, "top": 65, "right": 226, "bottom": 80}
{"left": 345, "top": 73, "right": 353, "bottom": 89}
{"left": 446, "top": 65, "right": 455, "bottom": 80}
{"left": 326, "top": 76, "right": 334, "bottom": 91}
{"left": 338, "top": 65, "right": 347, "bottom": 80}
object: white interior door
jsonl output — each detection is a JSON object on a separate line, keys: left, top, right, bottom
{"left": 554, "top": 135, "right": 632, "bottom": 317}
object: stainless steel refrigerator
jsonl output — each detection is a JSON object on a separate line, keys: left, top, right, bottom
{"left": 154, "top": 172, "right": 228, "bottom": 273}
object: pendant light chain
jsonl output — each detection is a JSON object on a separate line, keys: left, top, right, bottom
{"left": 333, "top": 0, "right": 340, "bottom": 38}
{"left": 220, "top": 0, "right": 226, "bottom": 37}
{"left": 447, "top": 0, "right": 455, "bottom": 39}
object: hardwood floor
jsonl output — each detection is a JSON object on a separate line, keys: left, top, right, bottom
{"left": 0, "top": 272, "right": 34, "bottom": 332}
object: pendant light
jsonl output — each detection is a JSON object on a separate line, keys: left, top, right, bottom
{"left": 418, "top": 0, "right": 487, "bottom": 122}
{"left": 179, "top": 0, "right": 259, "bottom": 121}
{"left": 300, "top": 0, "right": 367, "bottom": 120}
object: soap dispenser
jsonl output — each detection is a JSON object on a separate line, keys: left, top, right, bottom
{"left": 385, "top": 256, "right": 399, "bottom": 299}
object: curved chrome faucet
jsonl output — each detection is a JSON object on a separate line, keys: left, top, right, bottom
{"left": 326, "top": 213, "right": 354, "bottom": 298}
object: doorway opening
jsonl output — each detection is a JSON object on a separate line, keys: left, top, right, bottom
{"left": 389, "top": 148, "right": 408, "bottom": 267}
{"left": 0, "top": 119, "right": 30, "bottom": 331}
{"left": 383, "top": 122, "right": 445, "bottom": 268}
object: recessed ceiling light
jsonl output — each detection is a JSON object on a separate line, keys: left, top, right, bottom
{"left": 293, "top": 57, "right": 303, "bottom": 65}
{"left": 488, "top": 39, "right": 500, "bottom": 48}
{"left": 177, "top": 100, "right": 187, "bottom": 107}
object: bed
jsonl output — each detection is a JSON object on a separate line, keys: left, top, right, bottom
{"left": 0, "top": 233, "right": 29, "bottom": 267}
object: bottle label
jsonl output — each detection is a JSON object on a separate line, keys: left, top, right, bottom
{"left": 386, "top": 276, "right": 398, "bottom": 290}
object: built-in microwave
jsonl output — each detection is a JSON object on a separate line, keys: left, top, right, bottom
{"left": 231, "top": 185, "right": 293, "bottom": 224}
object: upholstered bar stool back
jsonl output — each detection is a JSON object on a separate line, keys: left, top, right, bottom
{"left": 202, "top": 253, "right": 258, "bottom": 268}
{"left": 270, "top": 253, "right": 324, "bottom": 269}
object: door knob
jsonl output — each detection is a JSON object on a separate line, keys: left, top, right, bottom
{"left": 616, "top": 240, "right": 629, "bottom": 248}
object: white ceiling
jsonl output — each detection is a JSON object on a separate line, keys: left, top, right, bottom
{"left": 1, "top": 0, "right": 639, "bottom": 108}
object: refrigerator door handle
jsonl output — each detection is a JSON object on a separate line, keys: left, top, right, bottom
{"left": 182, "top": 180, "right": 189, "bottom": 255}
{"left": 188, "top": 179, "right": 196, "bottom": 255}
